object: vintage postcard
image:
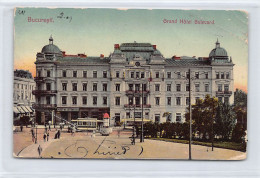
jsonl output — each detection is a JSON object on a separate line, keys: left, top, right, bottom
{"left": 13, "top": 8, "right": 248, "bottom": 160}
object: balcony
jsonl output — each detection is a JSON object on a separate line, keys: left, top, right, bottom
{"left": 32, "top": 90, "right": 57, "bottom": 95}
{"left": 32, "top": 104, "right": 57, "bottom": 109}
{"left": 216, "top": 91, "right": 232, "bottom": 96}
{"left": 124, "top": 104, "right": 151, "bottom": 108}
{"left": 34, "top": 77, "right": 44, "bottom": 83}
{"left": 125, "top": 90, "right": 150, "bottom": 96}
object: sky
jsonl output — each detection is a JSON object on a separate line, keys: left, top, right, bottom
{"left": 14, "top": 8, "right": 248, "bottom": 92}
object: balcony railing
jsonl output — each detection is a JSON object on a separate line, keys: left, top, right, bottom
{"left": 124, "top": 104, "right": 151, "bottom": 108}
{"left": 32, "top": 104, "right": 57, "bottom": 109}
{"left": 32, "top": 90, "right": 57, "bottom": 95}
{"left": 216, "top": 91, "right": 233, "bottom": 95}
{"left": 125, "top": 90, "right": 150, "bottom": 95}
{"left": 34, "top": 77, "right": 44, "bottom": 82}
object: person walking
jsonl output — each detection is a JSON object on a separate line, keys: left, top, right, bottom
{"left": 31, "top": 127, "right": 35, "bottom": 142}
{"left": 20, "top": 124, "right": 23, "bottom": 132}
{"left": 48, "top": 121, "right": 51, "bottom": 131}
{"left": 57, "top": 129, "right": 61, "bottom": 139}
{"left": 38, "top": 145, "right": 42, "bottom": 157}
{"left": 43, "top": 132, "right": 47, "bottom": 142}
{"left": 71, "top": 126, "right": 76, "bottom": 136}
{"left": 47, "top": 131, "right": 49, "bottom": 141}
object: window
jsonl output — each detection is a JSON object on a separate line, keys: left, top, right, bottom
{"left": 155, "top": 114, "right": 160, "bottom": 123}
{"left": 21, "top": 84, "right": 23, "bottom": 89}
{"left": 136, "top": 72, "right": 140, "bottom": 78}
{"left": 135, "top": 84, "right": 140, "bottom": 91}
{"left": 73, "top": 71, "right": 77, "bottom": 78}
{"left": 82, "top": 96, "right": 87, "bottom": 105}
{"left": 46, "top": 96, "right": 51, "bottom": 105}
{"left": 131, "top": 72, "right": 134, "bottom": 78}
{"left": 93, "top": 83, "right": 97, "bottom": 91}
{"left": 195, "top": 84, "right": 200, "bottom": 92}
{"left": 72, "top": 83, "right": 77, "bottom": 91}
{"left": 155, "top": 84, "right": 160, "bottom": 91}
{"left": 46, "top": 83, "right": 51, "bottom": 91}
{"left": 167, "top": 97, "right": 171, "bottom": 105}
{"left": 167, "top": 84, "right": 171, "bottom": 91}
{"left": 83, "top": 71, "right": 87, "bottom": 78}
{"left": 143, "top": 84, "right": 147, "bottom": 91}
{"left": 62, "top": 83, "right": 67, "bottom": 91}
{"left": 72, "top": 96, "right": 77, "bottom": 105}
{"left": 176, "top": 84, "right": 181, "bottom": 92}
{"left": 205, "top": 84, "right": 209, "bottom": 92}
{"left": 116, "top": 84, "right": 120, "bottom": 91}
{"left": 186, "top": 72, "right": 190, "bottom": 79}
{"left": 103, "top": 71, "right": 107, "bottom": 78}
{"left": 226, "top": 73, "right": 230, "bottom": 79}
{"left": 103, "top": 83, "right": 107, "bottom": 91}
{"left": 176, "top": 113, "right": 182, "bottom": 122}
{"left": 93, "top": 71, "right": 97, "bottom": 78}
{"left": 156, "top": 72, "right": 159, "bottom": 78}
{"left": 141, "top": 72, "right": 145, "bottom": 78}
{"left": 218, "top": 97, "right": 223, "bottom": 103}
{"left": 129, "top": 97, "right": 133, "bottom": 105}
{"left": 221, "top": 72, "right": 224, "bottom": 79}
{"left": 47, "top": 70, "right": 51, "bottom": 77}
{"left": 62, "top": 96, "right": 67, "bottom": 105}
{"left": 167, "top": 72, "right": 171, "bottom": 78}
{"left": 205, "top": 72, "right": 208, "bottom": 79}
{"left": 176, "top": 97, "right": 181, "bottom": 105}
{"left": 218, "top": 84, "right": 222, "bottom": 92}
{"left": 177, "top": 72, "right": 181, "bottom": 79}
{"left": 224, "top": 84, "right": 229, "bottom": 92}
{"left": 103, "top": 97, "right": 107, "bottom": 105}
{"left": 62, "top": 70, "right": 66, "bottom": 77}
{"left": 115, "top": 97, "right": 120, "bottom": 106}
{"left": 195, "top": 97, "right": 200, "bottom": 104}
{"left": 93, "top": 96, "right": 97, "bottom": 105}
{"left": 224, "top": 97, "right": 229, "bottom": 104}
{"left": 216, "top": 72, "right": 219, "bottom": 79}
{"left": 186, "top": 84, "right": 190, "bottom": 91}
{"left": 135, "top": 97, "right": 140, "bottom": 105}
{"left": 186, "top": 97, "right": 190, "bottom": 106}
{"left": 155, "top": 97, "right": 160, "bottom": 105}
{"left": 116, "top": 71, "right": 120, "bottom": 78}
{"left": 129, "top": 84, "right": 133, "bottom": 91}
{"left": 195, "top": 72, "right": 199, "bottom": 79}
{"left": 143, "top": 96, "right": 147, "bottom": 105}
{"left": 83, "top": 83, "right": 87, "bottom": 91}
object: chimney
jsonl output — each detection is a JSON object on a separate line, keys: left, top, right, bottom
{"left": 62, "top": 51, "right": 66, "bottom": 57}
{"left": 100, "top": 54, "right": 104, "bottom": 58}
{"left": 114, "top": 44, "right": 120, "bottom": 49}
{"left": 152, "top": 45, "right": 157, "bottom": 50}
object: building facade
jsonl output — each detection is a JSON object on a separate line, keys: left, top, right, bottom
{"left": 13, "top": 69, "right": 36, "bottom": 124}
{"left": 33, "top": 37, "right": 234, "bottom": 125}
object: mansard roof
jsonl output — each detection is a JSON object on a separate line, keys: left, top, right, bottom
{"left": 56, "top": 56, "right": 110, "bottom": 64}
{"left": 165, "top": 57, "right": 211, "bottom": 66}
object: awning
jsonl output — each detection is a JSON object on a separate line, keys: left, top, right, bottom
{"left": 103, "top": 113, "right": 110, "bottom": 118}
{"left": 25, "top": 106, "right": 33, "bottom": 113}
{"left": 16, "top": 106, "right": 25, "bottom": 114}
{"left": 13, "top": 107, "right": 20, "bottom": 114}
{"left": 121, "top": 118, "right": 151, "bottom": 122}
{"left": 20, "top": 106, "right": 30, "bottom": 113}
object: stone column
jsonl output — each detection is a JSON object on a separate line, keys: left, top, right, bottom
{"left": 41, "top": 112, "right": 45, "bottom": 125}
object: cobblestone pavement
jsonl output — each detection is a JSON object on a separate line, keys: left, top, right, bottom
{"left": 14, "top": 126, "right": 246, "bottom": 160}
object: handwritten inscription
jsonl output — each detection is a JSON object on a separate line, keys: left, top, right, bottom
{"left": 64, "top": 137, "right": 143, "bottom": 158}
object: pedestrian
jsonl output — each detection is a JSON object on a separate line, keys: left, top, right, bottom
{"left": 20, "top": 124, "right": 23, "bottom": 132}
{"left": 117, "top": 129, "right": 120, "bottom": 138}
{"left": 43, "top": 132, "right": 47, "bottom": 142}
{"left": 60, "top": 123, "right": 63, "bottom": 131}
{"left": 57, "top": 129, "right": 61, "bottom": 139}
{"left": 91, "top": 130, "right": 96, "bottom": 138}
{"left": 38, "top": 145, "right": 42, "bottom": 157}
{"left": 47, "top": 132, "right": 49, "bottom": 141}
{"left": 31, "top": 127, "right": 35, "bottom": 142}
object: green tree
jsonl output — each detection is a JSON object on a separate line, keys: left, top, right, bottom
{"left": 232, "top": 123, "right": 246, "bottom": 143}
{"left": 215, "top": 102, "right": 236, "bottom": 140}
{"left": 234, "top": 89, "right": 247, "bottom": 129}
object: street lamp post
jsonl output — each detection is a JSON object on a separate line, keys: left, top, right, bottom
{"left": 35, "top": 123, "right": 38, "bottom": 144}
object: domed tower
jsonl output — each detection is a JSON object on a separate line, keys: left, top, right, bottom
{"left": 33, "top": 36, "right": 59, "bottom": 125}
{"left": 209, "top": 39, "right": 231, "bottom": 63}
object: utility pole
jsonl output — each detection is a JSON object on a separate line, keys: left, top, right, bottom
{"left": 189, "top": 68, "right": 192, "bottom": 160}
{"left": 140, "top": 83, "right": 144, "bottom": 142}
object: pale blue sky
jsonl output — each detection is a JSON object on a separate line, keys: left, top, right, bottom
{"left": 14, "top": 8, "right": 248, "bottom": 91}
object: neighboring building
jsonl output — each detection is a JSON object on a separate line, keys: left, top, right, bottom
{"left": 33, "top": 37, "right": 234, "bottom": 125}
{"left": 13, "top": 69, "right": 35, "bottom": 124}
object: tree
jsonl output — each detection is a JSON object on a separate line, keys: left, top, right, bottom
{"left": 234, "top": 89, "right": 247, "bottom": 129}
{"left": 232, "top": 123, "right": 246, "bottom": 143}
{"left": 215, "top": 102, "right": 236, "bottom": 140}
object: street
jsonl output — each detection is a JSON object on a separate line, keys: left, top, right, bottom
{"left": 14, "top": 126, "right": 246, "bottom": 160}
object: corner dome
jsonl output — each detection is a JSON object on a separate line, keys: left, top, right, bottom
{"left": 41, "top": 36, "right": 62, "bottom": 54}
{"left": 209, "top": 39, "right": 228, "bottom": 57}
